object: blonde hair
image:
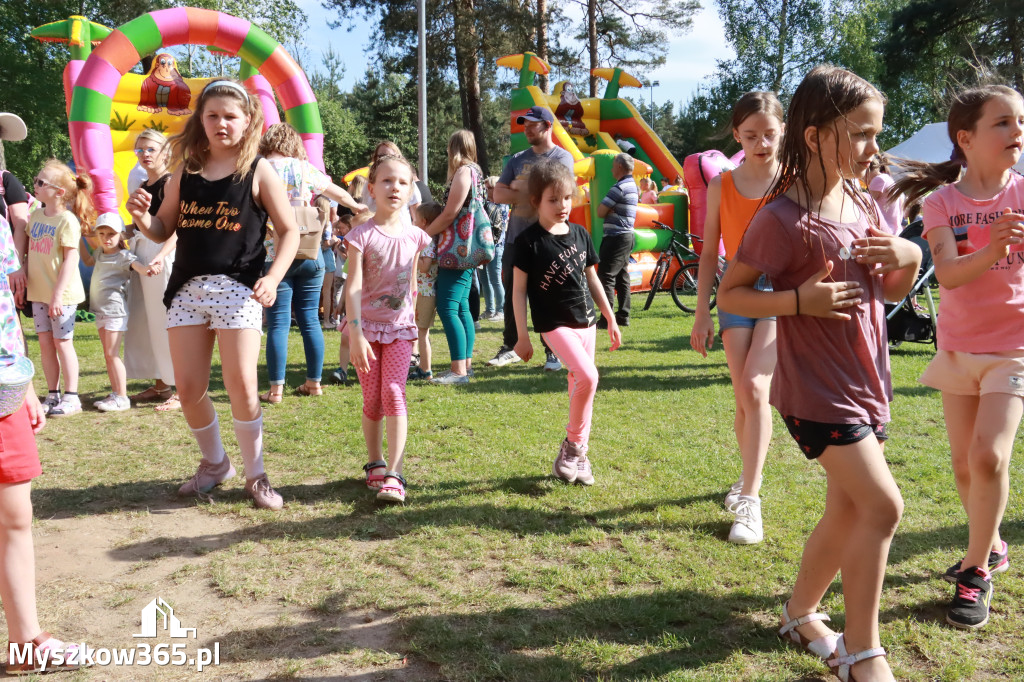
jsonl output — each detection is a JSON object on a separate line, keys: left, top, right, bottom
{"left": 446, "top": 129, "right": 478, "bottom": 181}
{"left": 348, "top": 175, "right": 368, "bottom": 202}
{"left": 368, "top": 154, "right": 414, "bottom": 184}
{"left": 136, "top": 128, "right": 168, "bottom": 150}
{"left": 370, "top": 140, "right": 404, "bottom": 166}
{"left": 169, "top": 79, "right": 263, "bottom": 178}
{"left": 314, "top": 194, "right": 331, "bottom": 230}
{"left": 40, "top": 159, "right": 96, "bottom": 227}
{"left": 258, "top": 122, "right": 307, "bottom": 160}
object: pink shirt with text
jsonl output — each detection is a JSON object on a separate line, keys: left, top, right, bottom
{"left": 922, "top": 173, "right": 1024, "bottom": 353}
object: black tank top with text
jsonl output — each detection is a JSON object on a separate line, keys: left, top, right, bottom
{"left": 163, "top": 158, "right": 267, "bottom": 307}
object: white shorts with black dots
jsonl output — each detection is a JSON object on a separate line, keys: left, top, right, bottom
{"left": 167, "top": 275, "right": 263, "bottom": 331}
{"left": 32, "top": 302, "right": 77, "bottom": 339}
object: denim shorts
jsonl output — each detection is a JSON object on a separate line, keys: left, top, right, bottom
{"left": 718, "top": 266, "right": 775, "bottom": 332}
{"left": 322, "top": 246, "right": 336, "bottom": 272}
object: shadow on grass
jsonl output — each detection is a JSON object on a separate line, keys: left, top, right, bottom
{"left": 212, "top": 588, "right": 806, "bottom": 681}
{"left": 32, "top": 479, "right": 196, "bottom": 519}
{"left": 456, "top": 365, "right": 732, "bottom": 394}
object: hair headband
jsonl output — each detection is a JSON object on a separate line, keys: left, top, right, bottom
{"left": 203, "top": 80, "right": 250, "bottom": 102}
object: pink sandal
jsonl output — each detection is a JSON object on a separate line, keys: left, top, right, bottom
{"left": 363, "top": 460, "right": 387, "bottom": 490}
{"left": 376, "top": 471, "right": 406, "bottom": 504}
{"left": 6, "top": 632, "right": 88, "bottom": 675}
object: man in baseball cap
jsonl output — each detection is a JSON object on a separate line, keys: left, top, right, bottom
{"left": 515, "top": 106, "right": 555, "bottom": 126}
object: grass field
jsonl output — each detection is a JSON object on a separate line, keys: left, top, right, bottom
{"left": 19, "top": 295, "right": 1024, "bottom": 680}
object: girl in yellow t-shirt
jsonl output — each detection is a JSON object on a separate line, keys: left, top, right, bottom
{"left": 25, "top": 160, "right": 94, "bottom": 417}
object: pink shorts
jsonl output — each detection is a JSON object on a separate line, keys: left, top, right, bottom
{"left": 920, "top": 349, "right": 1024, "bottom": 397}
{"left": 0, "top": 405, "right": 41, "bottom": 484}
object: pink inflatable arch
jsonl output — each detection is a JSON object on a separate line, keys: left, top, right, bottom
{"left": 69, "top": 8, "right": 324, "bottom": 214}
{"left": 682, "top": 150, "right": 736, "bottom": 256}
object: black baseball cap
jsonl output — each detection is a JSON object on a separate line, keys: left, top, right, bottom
{"left": 516, "top": 106, "right": 555, "bottom": 125}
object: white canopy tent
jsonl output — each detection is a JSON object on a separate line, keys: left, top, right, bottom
{"left": 887, "top": 122, "right": 1024, "bottom": 174}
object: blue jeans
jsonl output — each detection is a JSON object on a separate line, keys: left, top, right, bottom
{"left": 480, "top": 242, "right": 505, "bottom": 314}
{"left": 435, "top": 267, "right": 475, "bottom": 362}
{"left": 265, "top": 254, "right": 326, "bottom": 384}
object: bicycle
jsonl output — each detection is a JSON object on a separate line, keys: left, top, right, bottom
{"left": 642, "top": 221, "right": 724, "bottom": 313}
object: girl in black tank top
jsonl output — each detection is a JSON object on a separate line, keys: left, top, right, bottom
{"left": 125, "top": 79, "right": 302, "bottom": 512}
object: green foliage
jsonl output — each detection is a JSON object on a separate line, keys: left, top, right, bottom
{"left": 316, "top": 96, "right": 368, "bottom": 180}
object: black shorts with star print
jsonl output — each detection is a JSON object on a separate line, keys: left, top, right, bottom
{"left": 782, "top": 415, "right": 888, "bottom": 460}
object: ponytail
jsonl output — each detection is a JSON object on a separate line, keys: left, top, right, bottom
{"left": 891, "top": 84, "right": 1021, "bottom": 206}
{"left": 72, "top": 173, "right": 97, "bottom": 229}
{"left": 40, "top": 159, "right": 97, "bottom": 228}
{"left": 889, "top": 159, "right": 962, "bottom": 207}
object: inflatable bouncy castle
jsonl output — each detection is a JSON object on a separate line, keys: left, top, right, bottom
{"left": 32, "top": 10, "right": 323, "bottom": 221}
{"left": 497, "top": 53, "right": 690, "bottom": 291}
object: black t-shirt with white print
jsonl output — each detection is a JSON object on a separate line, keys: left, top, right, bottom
{"left": 513, "top": 221, "right": 600, "bottom": 333}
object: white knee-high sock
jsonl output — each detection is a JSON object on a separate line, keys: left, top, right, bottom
{"left": 190, "top": 415, "right": 226, "bottom": 465}
{"left": 233, "top": 413, "right": 265, "bottom": 479}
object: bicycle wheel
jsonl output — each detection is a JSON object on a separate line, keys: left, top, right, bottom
{"left": 671, "top": 263, "right": 719, "bottom": 313}
{"left": 643, "top": 258, "right": 669, "bottom": 311}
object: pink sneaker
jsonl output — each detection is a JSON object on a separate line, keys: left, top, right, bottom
{"left": 575, "top": 444, "right": 594, "bottom": 486}
{"left": 552, "top": 439, "right": 579, "bottom": 483}
{"left": 177, "top": 457, "right": 236, "bottom": 496}
{"left": 247, "top": 473, "right": 284, "bottom": 510}
{"left": 6, "top": 632, "right": 89, "bottom": 674}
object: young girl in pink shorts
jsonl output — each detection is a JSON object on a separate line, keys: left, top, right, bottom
{"left": 346, "top": 155, "right": 430, "bottom": 504}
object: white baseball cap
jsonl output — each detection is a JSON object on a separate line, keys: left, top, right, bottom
{"left": 94, "top": 212, "right": 125, "bottom": 233}
{"left": 0, "top": 113, "right": 27, "bottom": 142}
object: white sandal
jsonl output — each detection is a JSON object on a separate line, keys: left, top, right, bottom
{"left": 826, "top": 633, "right": 886, "bottom": 682}
{"left": 778, "top": 600, "right": 839, "bottom": 659}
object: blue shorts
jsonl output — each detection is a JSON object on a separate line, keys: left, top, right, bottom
{"left": 322, "top": 246, "right": 336, "bottom": 272}
{"left": 718, "top": 270, "right": 775, "bottom": 332}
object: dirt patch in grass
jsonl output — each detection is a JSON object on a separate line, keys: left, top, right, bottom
{"left": 25, "top": 506, "right": 440, "bottom": 680}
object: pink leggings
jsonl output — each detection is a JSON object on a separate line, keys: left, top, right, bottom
{"left": 541, "top": 325, "right": 598, "bottom": 446}
{"left": 357, "top": 339, "right": 415, "bottom": 421}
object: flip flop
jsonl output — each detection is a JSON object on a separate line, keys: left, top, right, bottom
{"left": 154, "top": 394, "right": 181, "bottom": 412}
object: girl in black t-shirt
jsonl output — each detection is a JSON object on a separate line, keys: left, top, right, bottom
{"left": 127, "top": 80, "right": 300, "bottom": 511}
{"left": 511, "top": 160, "right": 622, "bottom": 486}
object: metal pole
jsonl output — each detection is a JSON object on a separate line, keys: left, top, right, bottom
{"left": 417, "top": 0, "right": 428, "bottom": 183}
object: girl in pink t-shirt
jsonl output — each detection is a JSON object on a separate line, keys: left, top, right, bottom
{"left": 720, "top": 66, "right": 921, "bottom": 682}
{"left": 894, "top": 84, "right": 1024, "bottom": 631}
{"left": 346, "top": 155, "right": 430, "bottom": 505}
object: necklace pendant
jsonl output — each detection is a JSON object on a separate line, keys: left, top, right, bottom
{"left": 839, "top": 246, "right": 852, "bottom": 260}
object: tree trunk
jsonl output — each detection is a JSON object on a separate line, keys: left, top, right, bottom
{"left": 1008, "top": 11, "right": 1024, "bottom": 94}
{"left": 772, "top": 0, "right": 788, "bottom": 92}
{"left": 588, "top": 0, "right": 598, "bottom": 96}
{"left": 537, "top": 0, "right": 548, "bottom": 93}
{"left": 453, "top": 0, "right": 490, "bottom": 174}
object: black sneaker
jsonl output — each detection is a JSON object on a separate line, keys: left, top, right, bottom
{"left": 946, "top": 566, "right": 992, "bottom": 629}
{"left": 942, "top": 541, "right": 1009, "bottom": 583}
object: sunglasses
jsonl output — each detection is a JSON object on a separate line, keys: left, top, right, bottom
{"left": 34, "top": 178, "right": 60, "bottom": 191}
{"left": 134, "top": 146, "right": 163, "bottom": 156}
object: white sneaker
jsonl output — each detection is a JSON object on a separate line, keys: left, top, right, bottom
{"left": 724, "top": 478, "right": 744, "bottom": 510}
{"left": 488, "top": 347, "right": 521, "bottom": 367}
{"left": 728, "top": 496, "right": 763, "bottom": 545}
{"left": 95, "top": 393, "right": 130, "bottom": 412}
{"left": 474, "top": 320, "right": 482, "bottom": 330}
{"left": 543, "top": 352, "right": 562, "bottom": 372}
{"left": 491, "top": 311, "right": 504, "bottom": 322}
{"left": 48, "top": 395, "right": 82, "bottom": 417}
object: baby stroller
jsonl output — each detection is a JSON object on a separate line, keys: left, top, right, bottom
{"left": 885, "top": 219, "right": 937, "bottom": 350}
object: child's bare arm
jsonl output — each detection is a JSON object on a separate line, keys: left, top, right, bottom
{"left": 78, "top": 238, "right": 95, "bottom": 267}
{"left": 419, "top": 256, "right": 433, "bottom": 273}
{"left": 50, "top": 246, "right": 79, "bottom": 317}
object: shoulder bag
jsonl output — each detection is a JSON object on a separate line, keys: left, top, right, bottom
{"left": 437, "top": 167, "right": 495, "bottom": 270}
